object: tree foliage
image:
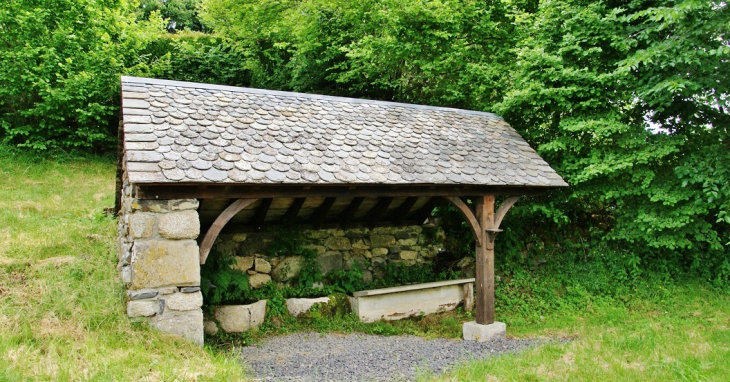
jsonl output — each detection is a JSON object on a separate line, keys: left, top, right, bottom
{"left": 1, "top": 0, "right": 727, "bottom": 280}
{"left": 0, "top": 0, "right": 159, "bottom": 150}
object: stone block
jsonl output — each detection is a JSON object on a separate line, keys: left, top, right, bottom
{"left": 164, "top": 291, "right": 203, "bottom": 311}
{"left": 150, "top": 310, "right": 204, "bottom": 346}
{"left": 214, "top": 300, "right": 267, "bottom": 333}
{"left": 249, "top": 273, "right": 271, "bottom": 289}
{"left": 272, "top": 256, "right": 304, "bottom": 281}
{"left": 121, "top": 265, "right": 132, "bottom": 284}
{"left": 158, "top": 210, "right": 200, "bottom": 240}
{"left": 324, "top": 236, "right": 351, "bottom": 250}
{"left": 231, "top": 256, "right": 254, "bottom": 272}
{"left": 371, "top": 257, "right": 386, "bottom": 267}
{"left": 131, "top": 240, "right": 200, "bottom": 289}
{"left": 127, "top": 300, "right": 158, "bottom": 317}
{"left": 371, "top": 248, "right": 388, "bottom": 257}
{"left": 303, "top": 244, "right": 327, "bottom": 255}
{"left": 351, "top": 239, "right": 369, "bottom": 250}
{"left": 307, "top": 229, "right": 334, "bottom": 239}
{"left": 463, "top": 321, "right": 506, "bottom": 342}
{"left": 129, "top": 290, "right": 158, "bottom": 300}
{"left": 216, "top": 241, "right": 238, "bottom": 256}
{"left": 344, "top": 227, "right": 369, "bottom": 238}
{"left": 345, "top": 255, "right": 366, "bottom": 270}
{"left": 421, "top": 249, "right": 437, "bottom": 259}
{"left": 204, "top": 318, "right": 219, "bottom": 336}
{"left": 317, "top": 251, "right": 343, "bottom": 274}
{"left": 255, "top": 258, "right": 271, "bottom": 273}
{"left": 370, "top": 235, "right": 395, "bottom": 247}
{"left": 397, "top": 238, "right": 419, "bottom": 247}
{"left": 131, "top": 199, "right": 170, "bottom": 213}
{"left": 169, "top": 199, "right": 199, "bottom": 211}
{"left": 370, "top": 227, "right": 395, "bottom": 235}
{"left": 232, "top": 233, "right": 248, "bottom": 242}
{"left": 129, "top": 213, "right": 156, "bottom": 239}
{"left": 286, "top": 297, "right": 330, "bottom": 317}
{"left": 400, "top": 250, "right": 418, "bottom": 260}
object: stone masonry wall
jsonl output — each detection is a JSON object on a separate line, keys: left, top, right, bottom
{"left": 212, "top": 225, "right": 446, "bottom": 289}
{"left": 118, "top": 180, "right": 204, "bottom": 345}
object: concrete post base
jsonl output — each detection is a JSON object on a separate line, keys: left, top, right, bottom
{"left": 463, "top": 321, "right": 506, "bottom": 342}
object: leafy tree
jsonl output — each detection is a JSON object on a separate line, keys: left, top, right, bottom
{"left": 135, "top": 0, "right": 207, "bottom": 32}
{"left": 0, "top": 0, "right": 158, "bottom": 150}
{"left": 498, "top": 0, "right": 728, "bottom": 280}
{"left": 199, "top": 0, "right": 517, "bottom": 108}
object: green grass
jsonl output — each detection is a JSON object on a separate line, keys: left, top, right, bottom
{"left": 0, "top": 148, "right": 245, "bottom": 380}
{"left": 431, "top": 283, "right": 730, "bottom": 381}
{"left": 1, "top": 146, "right": 729, "bottom": 381}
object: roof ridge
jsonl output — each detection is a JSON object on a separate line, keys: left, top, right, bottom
{"left": 121, "top": 76, "right": 503, "bottom": 119}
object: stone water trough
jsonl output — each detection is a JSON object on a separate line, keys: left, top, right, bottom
{"left": 349, "top": 278, "right": 475, "bottom": 323}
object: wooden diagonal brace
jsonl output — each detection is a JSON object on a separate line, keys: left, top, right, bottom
{"left": 199, "top": 198, "right": 258, "bottom": 264}
{"left": 444, "top": 196, "right": 482, "bottom": 246}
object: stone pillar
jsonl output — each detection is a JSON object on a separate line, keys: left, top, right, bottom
{"left": 118, "top": 188, "right": 204, "bottom": 345}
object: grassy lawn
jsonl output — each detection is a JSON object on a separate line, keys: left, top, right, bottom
{"left": 0, "top": 149, "right": 245, "bottom": 381}
{"left": 1, "top": 147, "right": 728, "bottom": 381}
{"left": 431, "top": 284, "right": 730, "bottom": 381}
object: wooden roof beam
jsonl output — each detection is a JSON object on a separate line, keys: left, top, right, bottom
{"left": 252, "top": 198, "right": 273, "bottom": 231}
{"left": 339, "top": 197, "right": 365, "bottom": 227}
{"left": 364, "top": 197, "right": 393, "bottom": 227}
{"left": 311, "top": 197, "right": 336, "bottom": 228}
{"left": 282, "top": 197, "right": 306, "bottom": 226}
{"left": 390, "top": 197, "right": 418, "bottom": 225}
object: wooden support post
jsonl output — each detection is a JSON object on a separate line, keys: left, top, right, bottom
{"left": 199, "top": 198, "right": 258, "bottom": 264}
{"left": 475, "top": 195, "right": 495, "bottom": 324}
{"left": 444, "top": 195, "right": 520, "bottom": 326}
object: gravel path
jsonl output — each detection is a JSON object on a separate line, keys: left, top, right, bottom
{"left": 238, "top": 332, "right": 539, "bottom": 381}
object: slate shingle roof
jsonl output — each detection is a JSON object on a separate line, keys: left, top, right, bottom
{"left": 121, "top": 76, "right": 567, "bottom": 187}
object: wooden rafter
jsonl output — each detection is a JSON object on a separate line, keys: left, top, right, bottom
{"left": 364, "top": 197, "right": 393, "bottom": 226}
{"left": 409, "top": 197, "right": 439, "bottom": 224}
{"left": 311, "top": 197, "right": 336, "bottom": 227}
{"left": 252, "top": 198, "right": 273, "bottom": 231}
{"left": 282, "top": 197, "right": 306, "bottom": 225}
{"left": 390, "top": 197, "right": 418, "bottom": 225}
{"left": 339, "top": 197, "right": 365, "bottom": 226}
{"left": 199, "top": 198, "right": 258, "bottom": 264}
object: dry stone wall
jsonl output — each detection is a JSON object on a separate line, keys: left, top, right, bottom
{"left": 212, "top": 225, "right": 445, "bottom": 288}
{"left": 118, "top": 179, "right": 204, "bottom": 345}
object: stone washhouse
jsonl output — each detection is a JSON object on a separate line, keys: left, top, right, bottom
{"left": 116, "top": 76, "right": 567, "bottom": 345}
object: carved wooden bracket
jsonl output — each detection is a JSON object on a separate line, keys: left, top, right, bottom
{"left": 199, "top": 198, "right": 258, "bottom": 264}
{"left": 444, "top": 196, "right": 520, "bottom": 245}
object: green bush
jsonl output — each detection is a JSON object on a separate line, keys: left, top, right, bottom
{"left": 0, "top": 0, "right": 140, "bottom": 150}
